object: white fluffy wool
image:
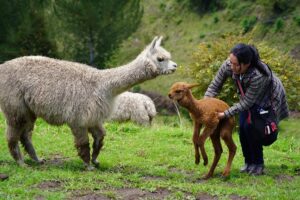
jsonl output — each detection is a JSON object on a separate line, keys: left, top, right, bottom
{"left": 109, "top": 92, "right": 156, "bottom": 126}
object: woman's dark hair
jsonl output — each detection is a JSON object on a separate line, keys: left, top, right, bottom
{"left": 230, "top": 43, "right": 268, "bottom": 76}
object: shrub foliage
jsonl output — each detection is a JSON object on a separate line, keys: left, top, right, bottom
{"left": 183, "top": 34, "right": 300, "bottom": 111}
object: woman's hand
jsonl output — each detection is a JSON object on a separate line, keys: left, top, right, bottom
{"left": 217, "top": 112, "right": 225, "bottom": 119}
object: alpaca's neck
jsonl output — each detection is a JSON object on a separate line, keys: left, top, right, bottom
{"left": 100, "top": 53, "right": 155, "bottom": 95}
{"left": 180, "top": 92, "right": 204, "bottom": 116}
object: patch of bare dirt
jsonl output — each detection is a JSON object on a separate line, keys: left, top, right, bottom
{"left": 275, "top": 174, "right": 294, "bottom": 183}
{"left": 36, "top": 180, "right": 63, "bottom": 191}
{"left": 142, "top": 175, "right": 166, "bottom": 181}
{"left": 47, "top": 154, "right": 71, "bottom": 166}
{"left": 195, "top": 193, "right": 218, "bottom": 200}
{"left": 70, "top": 191, "right": 110, "bottom": 200}
{"left": 229, "top": 194, "right": 251, "bottom": 200}
{"left": 34, "top": 195, "right": 45, "bottom": 200}
{"left": 114, "top": 188, "right": 171, "bottom": 200}
{"left": 0, "top": 173, "right": 9, "bottom": 181}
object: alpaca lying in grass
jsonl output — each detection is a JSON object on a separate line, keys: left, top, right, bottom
{"left": 137, "top": 90, "right": 177, "bottom": 115}
{"left": 168, "top": 82, "right": 236, "bottom": 179}
{"left": 0, "top": 36, "right": 177, "bottom": 170}
{"left": 109, "top": 91, "right": 156, "bottom": 126}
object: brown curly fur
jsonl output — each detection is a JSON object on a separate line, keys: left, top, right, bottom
{"left": 168, "top": 82, "right": 236, "bottom": 179}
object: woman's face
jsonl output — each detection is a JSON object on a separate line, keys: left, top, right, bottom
{"left": 229, "top": 53, "right": 250, "bottom": 74}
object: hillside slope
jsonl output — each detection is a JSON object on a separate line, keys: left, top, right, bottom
{"left": 108, "top": 0, "right": 300, "bottom": 94}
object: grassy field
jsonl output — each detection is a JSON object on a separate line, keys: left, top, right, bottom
{"left": 0, "top": 112, "right": 300, "bottom": 200}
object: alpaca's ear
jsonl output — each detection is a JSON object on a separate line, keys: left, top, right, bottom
{"left": 155, "top": 36, "right": 163, "bottom": 48}
{"left": 150, "top": 36, "right": 159, "bottom": 50}
{"left": 187, "top": 83, "right": 199, "bottom": 89}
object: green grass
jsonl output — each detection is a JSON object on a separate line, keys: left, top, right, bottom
{"left": 0, "top": 112, "right": 300, "bottom": 199}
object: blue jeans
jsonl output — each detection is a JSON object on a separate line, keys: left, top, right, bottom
{"left": 239, "top": 110, "right": 264, "bottom": 165}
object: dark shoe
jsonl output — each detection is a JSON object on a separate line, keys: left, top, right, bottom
{"left": 247, "top": 164, "right": 257, "bottom": 174}
{"left": 250, "top": 164, "right": 265, "bottom": 176}
{"left": 240, "top": 163, "right": 250, "bottom": 173}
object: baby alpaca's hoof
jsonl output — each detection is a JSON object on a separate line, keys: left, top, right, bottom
{"left": 202, "top": 173, "right": 212, "bottom": 180}
{"left": 92, "top": 160, "right": 100, "bottom": 168}
{"left": 85, "top": 164, "right": 95, "bottom": 171}
{"left": 195, "top": 158, "right": 200, "bottom": 165}
{"left": 203, "top": 159, "right": 208, "bottom": 166}
{"left": 17, "top": 161, "right": 28, "bottom": 167}
{"left": 222, "top": 171, "right": 230, "bottom": 178}
{"left": 37, "top": 158, "right": 46, "bottom": 165}
{"left": 221, "top": 174, "right": 231, "bottom": 181}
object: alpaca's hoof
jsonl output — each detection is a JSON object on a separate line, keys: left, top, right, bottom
{"left": 85, "top": 165, "right": 96, "bottom": 171}
{"left": 37, "top": 158, "right": 46, "bottom": 165}
{"left": 92, "top": 160, "right": 100, "bottom": 168}
{"left": 203, "top": 159, "right": 208, "bottom": 166}
{"left": 221, "top": 174, "right": 231, "bottom": 181}
{"left": 195, "top": 157, "right": 200, "bottom": 165}
{"left": 202, "top": 173, "right": 212, "bottom": 180}
{"left": 17, "top": 161, "right": 28, "bottom": 167}
{"left": 222, "top": 171, "right": 230, "bottom": 177}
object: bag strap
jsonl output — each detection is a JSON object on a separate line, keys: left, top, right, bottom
{"left": 236, "top": 63, "right": 275, "bottom": 125}
{"left": 236, "top": 79, "right": 252, "bottom": 124}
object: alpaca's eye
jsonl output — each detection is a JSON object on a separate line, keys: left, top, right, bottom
{"left": 175, "top": 90, "right": 181, "bottom": 93}
{"left": 157, "top": 57, "right": 164, "bottom": 62}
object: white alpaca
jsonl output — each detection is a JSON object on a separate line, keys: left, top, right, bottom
{"left": 109, "top": 92, "right": 156, "bottom": 126}
{"left": 0, "top": 36, "right": 177, "bottom": 169}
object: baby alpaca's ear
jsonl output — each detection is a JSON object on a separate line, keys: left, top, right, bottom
{"left": 187, "top": 83, "right": 199, "bottom": 89}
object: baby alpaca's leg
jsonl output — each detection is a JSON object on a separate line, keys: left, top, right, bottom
{"left": 199, "top": 127, "right": 215, "bottom": 166}
{"left": 193, "top": 122, "right": 202, "bottom": 165}
{"left": 204, "top": 133, "right": 223, "bottom": 179}
{"left": 220, "top": 119, "right": 236, "bottom": 177}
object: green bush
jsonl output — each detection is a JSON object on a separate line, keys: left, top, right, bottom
{"left": 256, "top": 0, "right": 292, "bottom": 13}
{"left": 274, "top": 17, "right": 284, "bottom": 32}
{"left": 241, "top": 16, "right": 257, "bottom": 34}
{"left": 293, "top": 16, "right": 300, "bottom": 26}
{"left": 181, "top": 34, "right": 300, "bottom": 111}
{"left": 213, "top": 16, "right": 219, "bottom": 23}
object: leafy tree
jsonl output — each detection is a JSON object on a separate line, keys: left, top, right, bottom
{"left": 0, "top": 0, "right": 57, "bottom": 63}
{"left": 52, "top": 0, "right": 142, "bottom": 68}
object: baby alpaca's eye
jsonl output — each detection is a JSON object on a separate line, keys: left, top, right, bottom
{"left": 175, "top": 90, "right": 181, "bottom": 93}
{"left": 157, "top": 57, "right": 164, "bottom": 62}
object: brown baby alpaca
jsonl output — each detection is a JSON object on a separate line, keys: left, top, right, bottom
{"left": 168, "top": 82, "right": 236, "bottom": 179}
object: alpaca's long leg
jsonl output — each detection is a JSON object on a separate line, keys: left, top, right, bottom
{"left": 199, "top": 127, "right": 215, "bottom": 166}
{"left": 20, "top": 129, "right": 44, "bottom": 164}
{"left": 220, "top": 118, "right": 236, "bottom": 177}
{"left": 203, "top": 133, "right": 223, "bottom": 179}
{"left": 193, "top": 122, "right": 202, "bottom": 165}
{"left": 88, "top": 125, "right": 106, "bottom": 167}
{"left": 6, "top": 125, "right": 24, "bottom": 166}
{"left": 71, "top": 127, "right": 93, "bottom": 170}
{"left": 19, "top": 117, "right": 44, "bottom": 164}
